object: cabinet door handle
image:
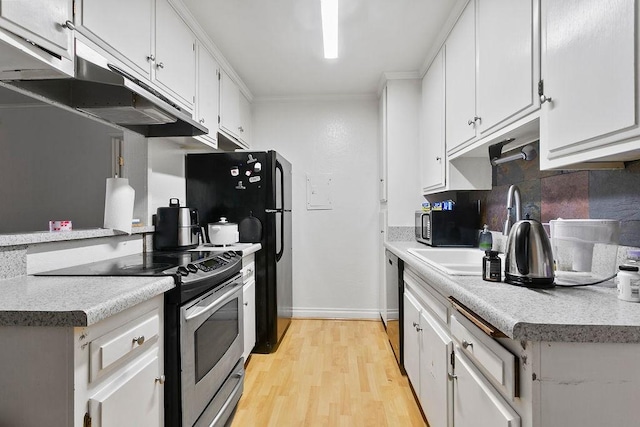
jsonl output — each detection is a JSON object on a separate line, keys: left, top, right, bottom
{"left": 238, "top": 126, "right": 244, "bottom": 132}
{"left": 436, "top": 156, "right": 441, "bottom": 161}
{"left": 462, "top": 340, "right": 473, "bottom": 349}
{"left": 540, "top": 94, "right": 553, "bottom": 104}
{"left": 61, "top": 20, "right": 75, "bottom": 30}
{"left": 244, "top": 302, "right": 249, "bottom": 306}
{"left": 448, "top": 373, "right": 457, "bottom": 381}
{"left": 199, "top": 118, "right": 205, "bottom": 124}
{"left": 156, "top": 62, "right": 165, "bottom": 69}
{"left": 155, "top": 375, "right": 166, "bottom": 384}
{"left": 467, "top": 116, "right": 481, "bottom": 126}
{"left": 146, "top": 54, "right": 156, "bottom": 62}
{"left": 132, "top": 336, "right": 145, "bottom": 345}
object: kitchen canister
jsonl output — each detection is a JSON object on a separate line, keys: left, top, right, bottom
{"left": 617, "top": 265, "right": 640, "bottom": 302}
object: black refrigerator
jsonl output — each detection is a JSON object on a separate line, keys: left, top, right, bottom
{"left": 185, "top": 151, "right": 292, "bottom": 353}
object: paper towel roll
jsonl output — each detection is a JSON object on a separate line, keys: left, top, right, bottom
{"left": 103, "top": 178, "right": 135, "bottom": 234}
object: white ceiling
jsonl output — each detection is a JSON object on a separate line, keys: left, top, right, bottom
{"left": 182, "top": 0, "right": 459, "bottom": 99}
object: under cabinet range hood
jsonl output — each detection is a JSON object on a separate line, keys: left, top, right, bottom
{"left": 1, "top": 42, "right": 207, "bottom": 138}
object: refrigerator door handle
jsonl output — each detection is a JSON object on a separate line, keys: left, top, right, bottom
{"left": 276, "top": 211, "right": 284, "bottom": 261}
{"left": 265, "top": 209, "right": 279, "bottom": 213}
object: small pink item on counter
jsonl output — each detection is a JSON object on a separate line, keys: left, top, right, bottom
{"left": 49, "top": 220, "right": 72, "bottom": 232}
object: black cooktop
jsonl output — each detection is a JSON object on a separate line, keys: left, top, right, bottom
{"left": 35, "top": 251, "right": 224, "bottom": 277}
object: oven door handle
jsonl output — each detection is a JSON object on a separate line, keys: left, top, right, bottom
{"left": 184, "top": 282, "right": 242, "bottom": 321}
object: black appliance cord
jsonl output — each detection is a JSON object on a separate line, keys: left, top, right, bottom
{"left": 554, "top": 272, "right": 618, "bottom": 287}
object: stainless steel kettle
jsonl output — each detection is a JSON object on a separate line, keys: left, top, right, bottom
{"left": 504, "top": 216, "right": 555, "bottom": 287}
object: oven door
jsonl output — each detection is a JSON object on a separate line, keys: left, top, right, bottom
{"left": 180, "top": 275, "right": 244, "bottom": 427}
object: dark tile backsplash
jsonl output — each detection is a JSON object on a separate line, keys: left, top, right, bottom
{"left": 452, "top": 141, "right": 640, "bottom": 247}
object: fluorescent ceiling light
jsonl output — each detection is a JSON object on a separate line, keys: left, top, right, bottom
{"left": 321, "top": 0, "right": 338, "bottom": 59}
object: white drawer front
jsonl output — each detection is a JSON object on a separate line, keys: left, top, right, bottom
{"left": 403, "top": 269, "right": 449, "bottom": 324}
{"left": 451, "top": 313, "right": 518, "bottom": 399}
{"left": 90, "top": 308, "right": 160, "bottom": 381}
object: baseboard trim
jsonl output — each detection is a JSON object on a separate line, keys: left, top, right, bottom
{"left": 292, "top": 308, "right": 380, "bottom": 320}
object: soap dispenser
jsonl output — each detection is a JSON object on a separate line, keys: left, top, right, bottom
{"left": 479, "top": 224, "right": 493, "bottom": 251}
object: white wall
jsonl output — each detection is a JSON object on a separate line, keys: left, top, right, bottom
{"left": 252, "top": 97, "right": 380, "bottom": 318}
{"left": 147, "top": 138, "right": 188, "bottom": 224}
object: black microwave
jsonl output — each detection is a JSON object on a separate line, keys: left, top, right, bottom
{"left": 415, "top": 208, "right": 480, "bottom": 247}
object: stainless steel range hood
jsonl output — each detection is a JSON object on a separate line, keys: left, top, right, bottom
{"left": 2, "top": 43, "right": 207, "bottom": 138}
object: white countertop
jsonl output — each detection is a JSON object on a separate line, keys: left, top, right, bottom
{"left": 386, "top": 240, "right": 640, "bottom": 343}
{"left": 0, "top": 245, "right": 261, "bottom": 328}
{"left": 0, "top": 275, "right": 175, "bottom": 327}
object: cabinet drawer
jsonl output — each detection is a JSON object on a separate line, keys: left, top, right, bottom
{"left": 403, "top": 269, "right": 449, "bottom": 324}
{"left": 89, "top": 308, "right": 160, "bottom": 381}
{"left": 451, "top": 313, "right": 518, "bottom": 399}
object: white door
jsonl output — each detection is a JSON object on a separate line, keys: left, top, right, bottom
{"left": 155, "top": 0, "right": 196, "bottom": 107}
{"left": 453, "top": 350, "right": 520, "bottom": 427}
{"left": 220, "top": 69, "right": 242, "bottom": 140}
{"left": 445, "top": 0, "right": 476, "bottom": 152}
{"left": 476, "top": 0, "right": 536, "bottom": 135}
{"left": 0, "top": 0, "right": 73, "bottom": 58}
{"left": 420, "top": 48, "right": 445, "bottom": 192}
{"left": 379, "top": 85, "right": 388, "bottom": 202}
{"left": 196, "top": 44, "right": 219, "bottom": 146}
{"left": 403, "top": 290, "right": 421, "bottom": 392}
{"left": 419, "top": 308, "right": 453, "bottom": 427}
{"left": 238, "top": 92, "right": 252, "bottom": 147}
{"left": 80, "top": 0, "right": 153, "bottom": 77}
{"left": 89, "top": 354, "right": 163, "bottom": 427}
{"left": 243, "top": 279, "right": 256, "bottom": 361}
{"left": 541, "top": 0, "right": 635, "bottom": 162}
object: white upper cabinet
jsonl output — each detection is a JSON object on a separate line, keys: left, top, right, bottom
{"left": 154, "top": 0, "right": 196, "bottom": 108}
{"left": 239, "top": 91, "right": 252, "bottom": 145}
{"left": 0, "top": 0, "right": 74, "bottom": 79}
{"left": 79, "top": 0, "right": 153, "bottom": 79}
{"left": 0, "top": 0, "right": 73, "bottom": 60}
{"left": 476, "top": 0, "right": 538, "bottom": 136}
{"left": 540, "top": 0, "right": 640, "bottom": 169}
{"left": 445, "top": 0, "right": 477, "bottom": 154}
{"left": 195, "top": 43, "right": 220, "bottom": 148}
{"left": 420, "top": 49, "right": 446, "bottom": 192}
{"left": 421, "top": 46, "right": 492, "bottom": 195}
{"left": 220, "top": 69, "right": 251, "bottom": 148}
{"left": 445, "top": 0, "right": 539, "bottom": 158}
{"left": 78, "top": 0, "right": 196, "bottom": 110}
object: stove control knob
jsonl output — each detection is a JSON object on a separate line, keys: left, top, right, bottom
{"left": 187, "top": 263, "right": 198, "bottom": 273}
{"left": 223, "top": 253, "right": 231, "bottom": 259}
{"left": 177, "top": 266, "right": 189, "bottom": 276}
{"left": 228, "top": 251, "right": 237, "bottom": 257}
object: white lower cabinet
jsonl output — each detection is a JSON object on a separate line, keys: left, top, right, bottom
{"left": 403, "top": 271, "right": 453, "bottom": 427}
{"left": 453, "top": 350, "right": 520, "bottom": 427}
{"left": 88, "top": 352, "right": 162, "bottom": 427}
{"left": 242, "top": 252, "right": 256, "bottom": 361}
{"left": 402, "top": 267, "right": 520, "bottom": 427}
{"left": 0, "top": 295, "right": 164, "bottom": 427}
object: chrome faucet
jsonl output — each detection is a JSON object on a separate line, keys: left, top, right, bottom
{"left": 503, "top": 184, "right": 522, "bottom": 235}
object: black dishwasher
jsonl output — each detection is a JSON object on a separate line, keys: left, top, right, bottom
{"left": 385, "top": 250, "right": 404, "bottom": 373}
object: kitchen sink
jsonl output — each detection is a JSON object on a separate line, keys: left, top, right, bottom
{"left": 407, "top": 247, "right": 500, "bottom": 276}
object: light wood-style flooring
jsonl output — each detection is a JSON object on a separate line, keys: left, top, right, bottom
{"left": 231, "top": 319, "right": 427, "bottom": 426}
